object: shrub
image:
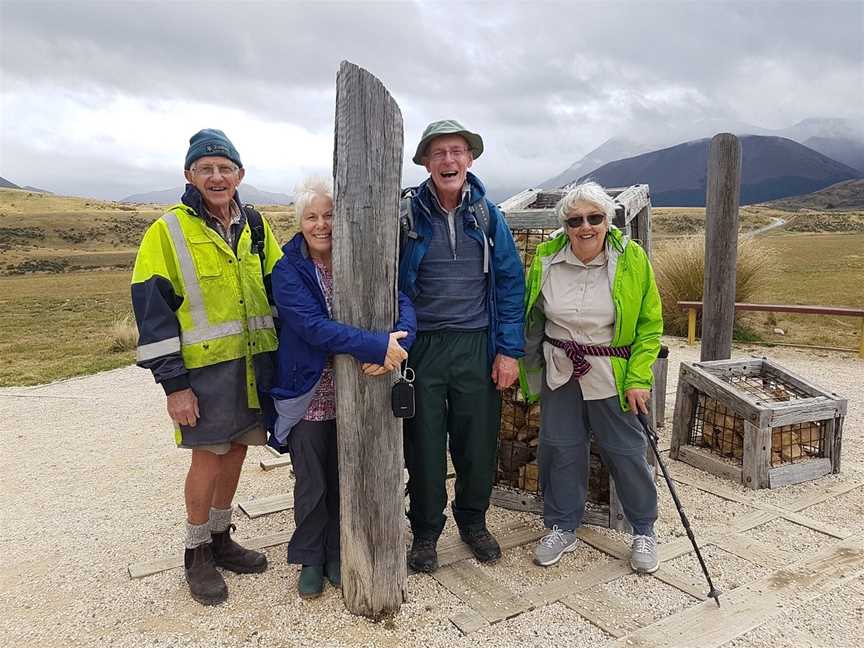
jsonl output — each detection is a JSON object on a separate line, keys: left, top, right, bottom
{"left": 653, "top": 235, "right": 774, "bottom": 336}
{"left": 107, "top": 314, "right": 138, "bottom": 353}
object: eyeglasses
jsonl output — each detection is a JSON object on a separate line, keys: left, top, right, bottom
{"left": 565, "top": 213, "right": 605, "bottom": 228}
{"left": 192, "top": 163, "right": 239, "bottom": 178}
{"left": 427, "top": 147, "right": 470, "bottom": 162}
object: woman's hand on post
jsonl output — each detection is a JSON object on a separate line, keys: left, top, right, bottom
{"left": 167, "top": 388, "right": 200, "bottom": 427}
{"left": 625, "top": 388, "right": 651, "bottom": 415}
{"left": 384, "top": 331, "right": 409, "bottom": 370}
{"left": 361, "top": 362, "right": 390, "bottom": 377}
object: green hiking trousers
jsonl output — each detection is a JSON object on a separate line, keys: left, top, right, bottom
{"left": 404, "top": 329, "right": 501, "bottom": 540}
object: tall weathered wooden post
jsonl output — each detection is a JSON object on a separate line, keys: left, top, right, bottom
{"left": 331, "top": 61, "right": 407, "bottom": 617}
{"left": 701, "top": 133, "right": 742, "bottom": 361}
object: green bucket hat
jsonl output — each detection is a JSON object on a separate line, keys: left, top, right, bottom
{"left": 413, "top": 119, "right": 484, "bottom": 165}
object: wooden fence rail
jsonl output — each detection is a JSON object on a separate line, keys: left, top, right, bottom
{"left": 678, "top": 301, "right": 864, "bottom": 357}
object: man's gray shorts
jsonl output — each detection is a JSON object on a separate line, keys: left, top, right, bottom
{"left": 179, "top": 424, "right": 266, "bottom": 455}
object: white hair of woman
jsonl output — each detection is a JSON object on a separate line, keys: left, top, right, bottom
{"left": 293, "top": 176, "right": 333, "bottom": 218}
{"left": 555, "top": 181, "right": 616, "bottom": 226}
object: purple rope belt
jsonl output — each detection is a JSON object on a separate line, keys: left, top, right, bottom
{"left": 543, "top": 336, "right": 631, "bottom": 379}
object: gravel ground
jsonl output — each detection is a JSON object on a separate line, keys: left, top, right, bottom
{"left": 1, "top": 338, "right": 861, "bottom": 647}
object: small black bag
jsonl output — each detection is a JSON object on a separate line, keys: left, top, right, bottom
{"left": 391, "top": 366, "right": 415, "bottom": 419}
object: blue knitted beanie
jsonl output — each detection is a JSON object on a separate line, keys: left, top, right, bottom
{"left": 184, "top": 128, "right": 243, "bottom": 170}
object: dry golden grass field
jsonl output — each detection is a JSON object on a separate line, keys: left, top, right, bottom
{"left": 1, "top": 188, "right": 861, "bottom": 386}
{"left": 0, "top": 188, "right": 295, "bottom": 386}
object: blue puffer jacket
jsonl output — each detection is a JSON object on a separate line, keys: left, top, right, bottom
{"left": 398, "top": 172, "right": 525, "bottom": 362}
{"left": 271, "top": 232, "right": 417, "bottom": 401}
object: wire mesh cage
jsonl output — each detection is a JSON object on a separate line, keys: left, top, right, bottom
{"left": 671, "top": 358, "right": 846, "bottom": 489}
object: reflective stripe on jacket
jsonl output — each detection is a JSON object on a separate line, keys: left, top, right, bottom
{"left": 131, "top": 201, "right": 282, "bottom": 409}
{"left": 518, "top": 226, "right": 662, "bottom": 412}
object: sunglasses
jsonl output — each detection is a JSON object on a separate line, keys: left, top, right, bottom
{"left": 565, "top": 213, "right": 605, "bottom": 228}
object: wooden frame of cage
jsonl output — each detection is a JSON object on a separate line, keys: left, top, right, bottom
{"left": 491, "top": 184, "right": 659, "bottom": 531}
{"left": 670, "top": 358, "right": 846, "bottom": 489}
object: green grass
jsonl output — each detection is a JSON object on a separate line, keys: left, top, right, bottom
{"left": 0, "top": 188, "right": 298, "bottom": 386}
{"left": 0, "top": 271, "right": 136, "bottom": 385}
{"left": 743, "top": 232, "right": 864, "bottom": 349}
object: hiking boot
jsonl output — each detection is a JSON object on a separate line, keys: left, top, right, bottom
{"left": 459, "top": 526, "right": 502, "bottom": 563}
{"left": 408, "top": 537, "right": 438, "bottom": 573}
{"left": 211, "top": 524, "right": 268, "bottom": 574}
{"left": 298, "top": 565, "right": 325, "bottom": 599}
{"left": 630, "top": 534, "right": 659, "bottom": 573}
{"left": 325, "top": 560, "right": 341, "bottom": 588}
{"left": 184, "top": 543, "right": 228, "bottom": 606}
{"left": 533, "top": 525, "right": 579, "bottom": 567}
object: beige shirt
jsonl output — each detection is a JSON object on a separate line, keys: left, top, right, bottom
{"left": 540, "top": 244, "right": 618, "bottom": 400}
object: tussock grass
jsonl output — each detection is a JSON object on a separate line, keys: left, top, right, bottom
{"left": 653, "top": 235, "right": 775, "bottom": 337}
{"left": 107, "top": 314, "right": 138, "bottom": 353}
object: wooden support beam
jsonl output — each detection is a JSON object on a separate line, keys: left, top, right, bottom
{"left": 701, "top": 133, "right": 741, "bottom": 362}
{"left": 434, "top": 561, "right": 525, "bottom": 623}
{"left": 711, "top": 532, "right": 789, "bottom": 569}
{"left": 612, "top": 184, "right": 650, "bottom": 227}
{"left": 497, "top": 188, "right": 539, "bottom": 212}
{"left": 612, "top": 536, "right": 864, "bottom": 648}
{"left": 259, "top": 455, "right": 291, "bottom": 471}
{"left": 562, "top": 588, "right": 644, "bottom": 638}
{"left": 332, "top": 60, "right": 406, "bottom": 617}
{"left": 237, "top": 493, "right": 293, "bottom": 519}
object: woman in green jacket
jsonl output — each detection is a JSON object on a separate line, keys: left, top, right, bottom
{"left": 519, "top": 181, "right": 663, "bottom": 573}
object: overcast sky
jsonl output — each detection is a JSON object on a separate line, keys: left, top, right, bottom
{"left": 1, "top": 0, "right": 862, "bottom": 200}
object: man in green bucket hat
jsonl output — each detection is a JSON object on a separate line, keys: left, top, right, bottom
{"left": 396, "top": 119, "right": 525, "bottom": 572}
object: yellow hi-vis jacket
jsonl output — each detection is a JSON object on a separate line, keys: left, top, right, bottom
{"left": 131, "top": 203, "right": 282, "bottom": 413}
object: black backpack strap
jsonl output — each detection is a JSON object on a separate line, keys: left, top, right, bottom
{"left": 399, "top": 187, "right": 420, "bottom": 250}
{"left": 243, "top": 204, "right": 267, "bottom": 271}
{"left": 472, "top": 198, "right": 493, "bottom": 241}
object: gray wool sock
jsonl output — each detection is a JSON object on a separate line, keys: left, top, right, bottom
{"left": 208, "top": 506, "right": 233, "bottom": 534}
{"left": 185, "top": 521, "right": 211, "bottom": 550}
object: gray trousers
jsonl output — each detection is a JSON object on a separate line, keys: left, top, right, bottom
{"left": 538, "top": 376, "right": 657, "bottom": 535}
{"left": 286, "top": 419, "right": 340, "bottom": 565}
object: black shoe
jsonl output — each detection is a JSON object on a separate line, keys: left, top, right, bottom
{"left": 298, "top": 565, "right": 325, "bottom": 599}
{"left": 211, "top": 524, "right": 268, "bottom": 574}
{"left": 325, "top": 560, "right": 341, "bottom": 588}
{"left": 184, "top": 543, "right": 228, "bottom": 606}
{"left": 408, "top": 537, "right": 438, "bottom": 573}
{"left": 459, "top": 526, "right": 502, "bottom": 563}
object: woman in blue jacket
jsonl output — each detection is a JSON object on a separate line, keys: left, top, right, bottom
{"left": 270, "top": 176, "right": 416, "bottom": 600}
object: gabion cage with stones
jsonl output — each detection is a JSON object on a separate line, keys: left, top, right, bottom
{"left": 490, "top": 186, "right": 656, "bottom": 530}
{"left": 671, "top": 358, "right": 846, "bottom": 489}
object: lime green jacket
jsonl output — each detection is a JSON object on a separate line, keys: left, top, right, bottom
{"left": 518, "top": 226, "right": 662, "bottom": 411}
{"left": 132, "top": 202, "right": 282, "bottom": 409}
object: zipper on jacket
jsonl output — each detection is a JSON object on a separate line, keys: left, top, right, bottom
{"left": 469, "top": 208, "right": 490, "bottom": 274}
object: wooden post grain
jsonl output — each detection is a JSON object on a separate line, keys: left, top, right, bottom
{"left": 701, "top": 133, "right": 741, "bottom": 361}
{"left": 332, "top": 61, "right": 406, "bottom": 617}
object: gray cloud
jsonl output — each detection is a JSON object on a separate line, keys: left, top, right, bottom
{"left": 1, "top": 0, "right": 862, "bottom": 199}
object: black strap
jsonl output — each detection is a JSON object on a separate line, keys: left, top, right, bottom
{"left": 243, "top": 204, "right": 267, "bottom": 271}
{"left": 399, "top": 187, "right": 419, "bottom": 243}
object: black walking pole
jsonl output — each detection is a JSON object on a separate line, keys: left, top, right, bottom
{"left": 637, "top": 412, "right": 721, "bottom": 607}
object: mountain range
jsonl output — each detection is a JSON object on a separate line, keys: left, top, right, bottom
{"left": 571, "top": 135, "right": 860, "bottom": 206}
{"left": 0, "top": 176, "right": 51, "bottom": 193}
{"left": 120, "top": 184, "right": 293, "bottom": 205}
{"left": 539, "top": 117, "right": 864, "bottom": 205}
{"left": 538, "top": 118, "right": 864, "bottom": 188}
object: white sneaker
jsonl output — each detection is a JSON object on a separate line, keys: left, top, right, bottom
{"left": 630, "top": 534, "right": 659, "bottom": 573}
{"left": 533, "top": 525, "right": 579, "bottom": 566}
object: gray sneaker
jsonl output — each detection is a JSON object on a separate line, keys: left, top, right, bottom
{"left": 533, "top": 526, "right": 578, "bottom": 566}
{"left": 630, "top": 534, "right": 659, "bottom": 573}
